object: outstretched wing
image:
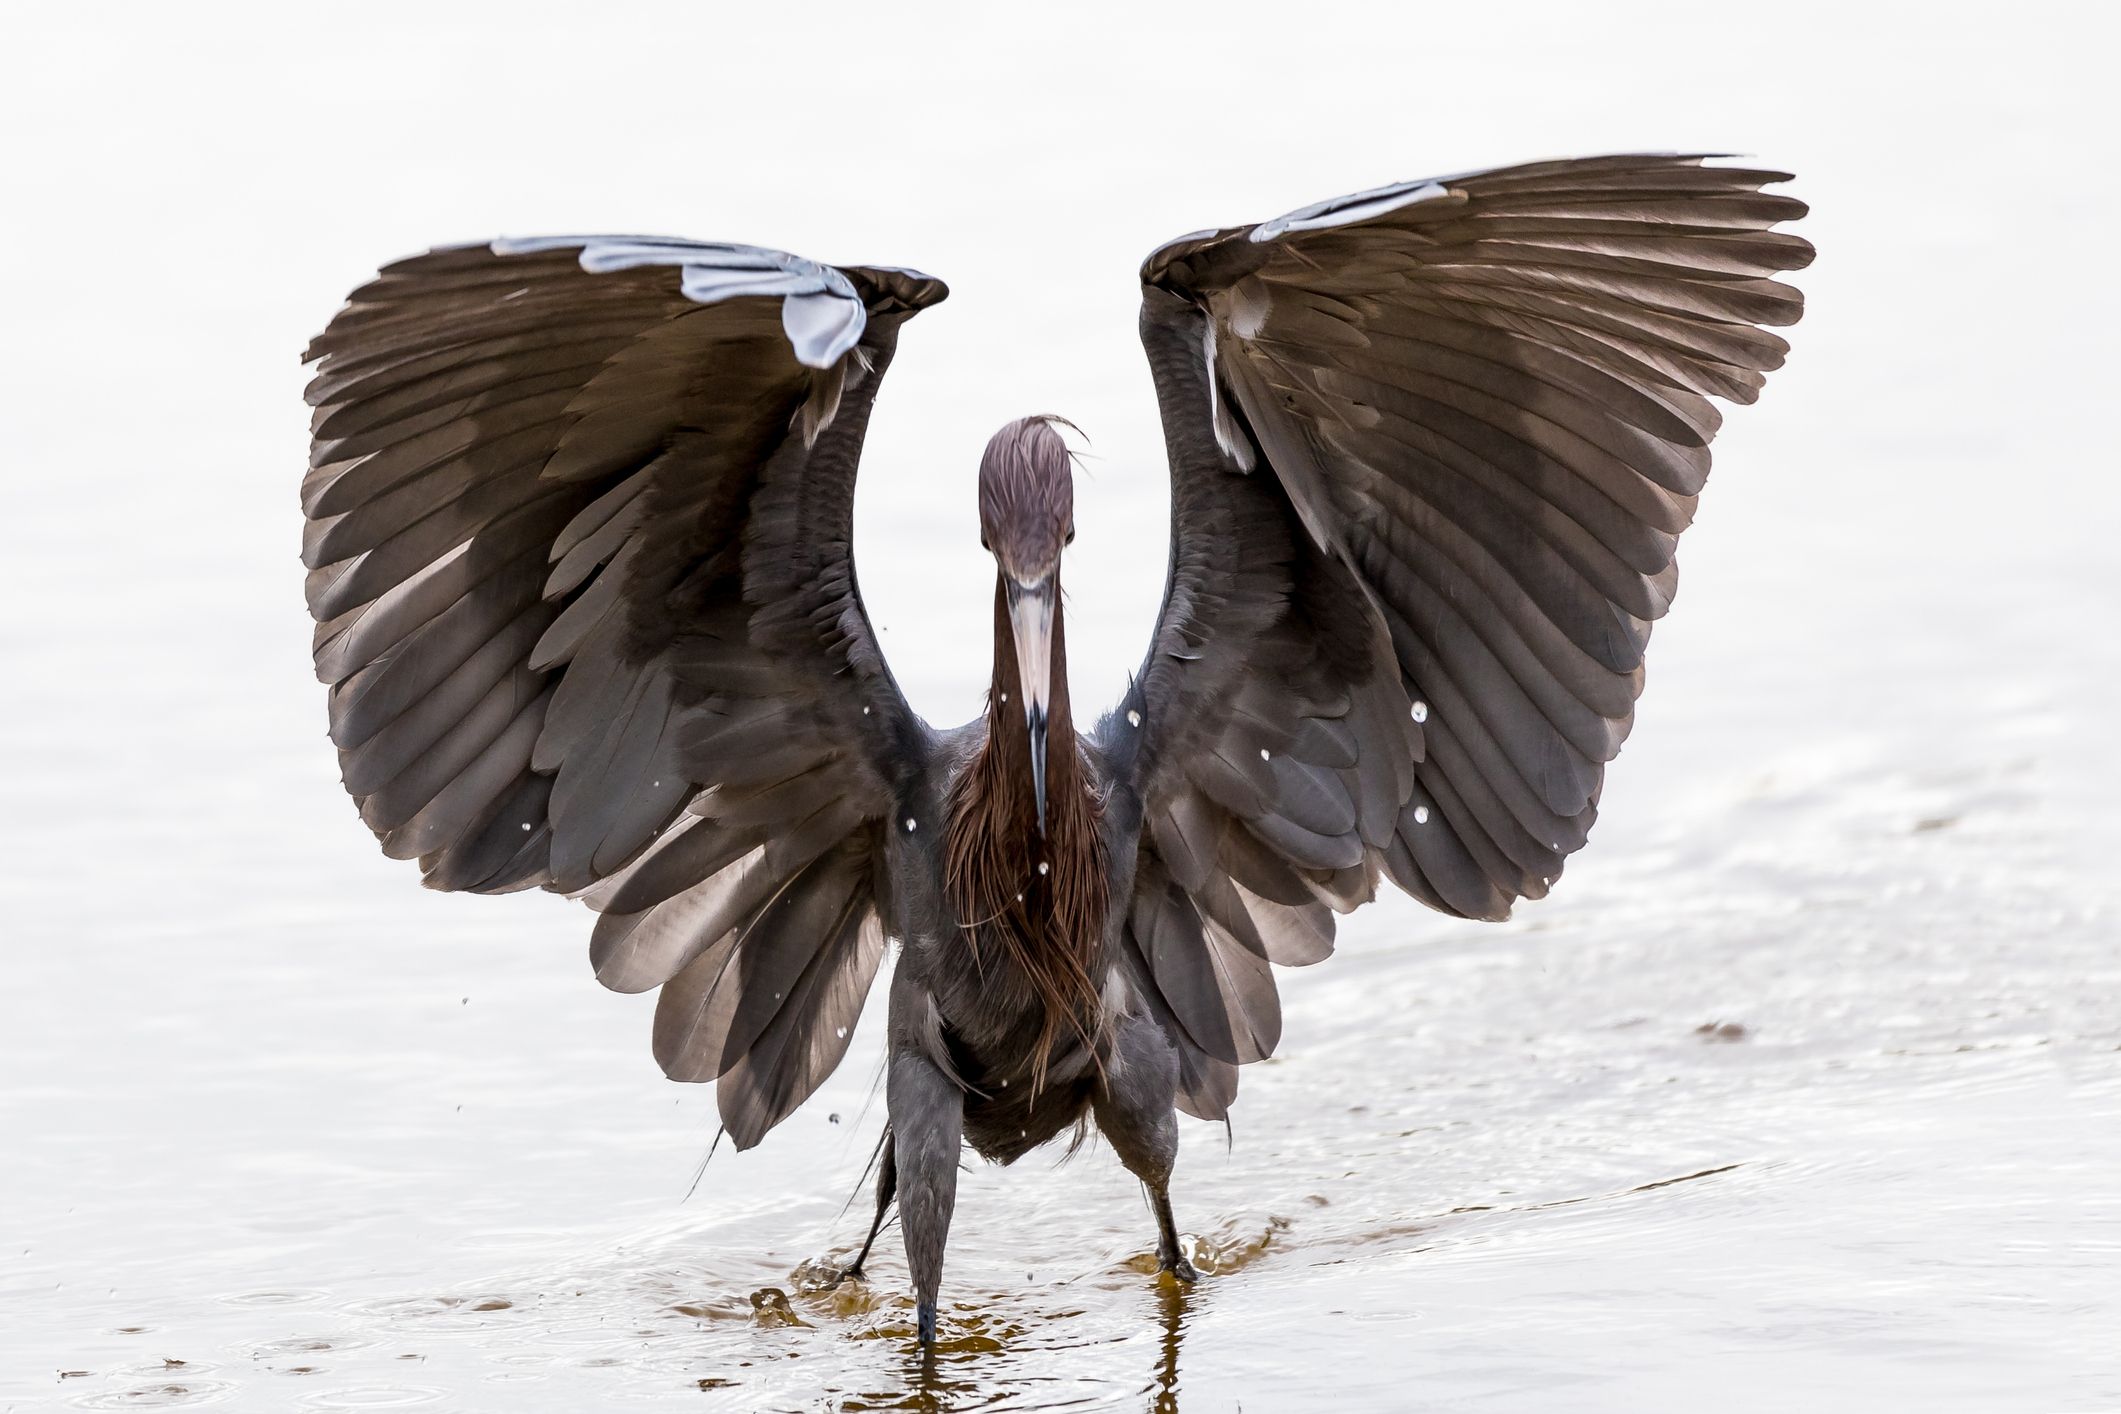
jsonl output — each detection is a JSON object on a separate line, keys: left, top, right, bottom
{"left": 1094, "top": 154, "right": 1811, "bottom": 1117}
{"left": 301, "top": 238, "right": 947, "bottom": 1147}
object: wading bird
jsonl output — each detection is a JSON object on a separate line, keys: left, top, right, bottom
{"left": 300, "top": 154, "right": 1809, "bottom": 1345}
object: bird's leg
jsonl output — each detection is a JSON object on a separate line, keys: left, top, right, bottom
{"left": 1136, "top": 1171, "right": 1195, "bottom": 1282}
{"left": 837, "top": 1134, "right": 897, "bottom": 1284}
{"left": 887, "top": 1048, "right": 964, "bottom": 1345}
{"left": 1093, "top": 1013, "right": 1199, "bottom": 1283}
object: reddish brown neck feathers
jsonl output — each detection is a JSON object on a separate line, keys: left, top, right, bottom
{"left": 943, "top": 572, "right": 1108, "bottom": 1083}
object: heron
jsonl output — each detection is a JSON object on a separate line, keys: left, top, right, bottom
{"left": 299, "top": 154, "right": 1810, "bottom": 1346}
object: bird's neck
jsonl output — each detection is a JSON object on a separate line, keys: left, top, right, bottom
{"left": 941, "top": 572, "right": 1109, "bottom": 1073}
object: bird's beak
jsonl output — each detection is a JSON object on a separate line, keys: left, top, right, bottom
{"left": 1005, "top": 576, "right": 1054, "bottom": 836}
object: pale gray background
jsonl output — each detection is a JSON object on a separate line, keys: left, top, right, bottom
{"left": 3, "top": 3, "right": 2116, "bottom": 1410}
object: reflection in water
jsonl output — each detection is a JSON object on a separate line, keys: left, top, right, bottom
{"left": 838, "top": 1267, "right": 1197, "bottom": 1413}
{"left": 1148, "top": 1277, "right": 1191, "bottom": 1414}
{"left": 859, "top": 1347, "right": 982, "bottom": 1414}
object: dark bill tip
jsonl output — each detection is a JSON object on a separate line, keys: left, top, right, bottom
{"left": 1027, "top": 704, "right": 1048, "bottom": 836}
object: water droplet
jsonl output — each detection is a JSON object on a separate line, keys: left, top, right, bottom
{"left": 1020, "top": 1129, "right": 1027, "bottom": 1138}
{"left": 1413, "top": 805, "right": 1430, "bottom": 825}
{"left": 835, "top": 1027, "right": 847, "bottom": 1039}
{"left": 519, "top": 822, "right": 531, "bottom": 831}
{"left": 1037, "top": 861, "right": 1049, "bottom": 876}
{"left": 999, "top": 1078, "right": 1009, "bottom": 1088}
{"left": 1127, "top": 709, "right": 1141, "bottom": 728}
{"left": 862, "top": 705, "right": 870, "bottom": 715}
{"left": 1411, "top": 700, "right": 1429, "bottom": 723}
{"left": 1259, "top": 748, "right": 1271, "bottom": 761}
{"left": 1015, "top": 892, "right": 1023, "bottom": 902}
{"left": 1000, "top": 691, "right": 1008, "bottom": 703}
{"left": 904, "top": 818, "right": 917, "bottom": 832}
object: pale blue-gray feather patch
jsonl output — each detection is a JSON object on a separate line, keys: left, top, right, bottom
{"left": 488, "top": 236, "right": 869, "bottom": 368}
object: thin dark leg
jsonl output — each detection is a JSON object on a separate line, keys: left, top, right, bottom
{"left": 840, "top": 1135, "right": 898, "bottom": 1282}
{"left": 1093, "top": 1014, "right": 1199, "bottom": 1282}
{"left": 887, "top": 1048, "right": 963, "bottom": 1346}
{"left": 1144, "top": 1176, "right": 1197, "bottom": 1281}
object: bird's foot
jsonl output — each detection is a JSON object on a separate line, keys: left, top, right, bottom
{"left": 916, "top": 1299, "right": 938, "bottom": 1346}
{"left": 826, "top": 1262, "right": 865, "bottom": 1289}
{"left": 1158, "top": 1249, "right": 1201, "bottom": 1284}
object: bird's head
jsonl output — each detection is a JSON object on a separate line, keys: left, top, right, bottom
{"left": 978, "top": 416, "right": 1078, "bottom": 835}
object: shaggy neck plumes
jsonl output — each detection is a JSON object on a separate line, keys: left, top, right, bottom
{"left": 943, "top": 571, "right": 1108, "bottom": 1083}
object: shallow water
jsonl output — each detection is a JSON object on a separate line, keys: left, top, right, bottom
{"left": 5, "top": 5, "right": 2118, "bottom": 1411}
{"left": 9, "top": 684, "right": 2117, "bottom": 1410}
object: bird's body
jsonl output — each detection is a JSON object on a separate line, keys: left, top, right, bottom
{"left": 298, "top": 156, "right": 1811, "bottom": 1344}
{"left": 887, "top": 667, "right": 1122, "bottom": 1169}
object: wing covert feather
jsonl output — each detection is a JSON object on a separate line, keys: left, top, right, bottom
{"left": 302, "top": 238, "right": 946, "bottom": 1146}
{"left": 1100, "top": 154, "right": 1809, "bottom": 1109}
